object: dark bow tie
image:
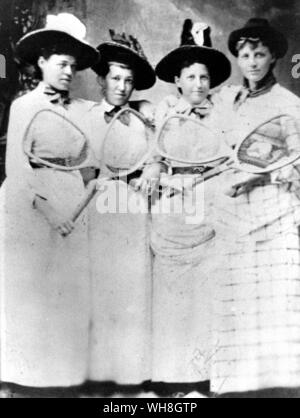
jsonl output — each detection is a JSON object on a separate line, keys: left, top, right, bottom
{"left": 190, "top": 106, "right": 210, "bottom": 119}
{"left": 104, "top": 106, "right": 131, "bottom": 126}
{"left": 44, "top": 85, "right": 71, "bottom": 107}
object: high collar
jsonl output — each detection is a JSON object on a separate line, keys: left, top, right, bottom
{"left": 243, "top": 70, "right": 277, "bottom": 96}
{"left": 38, "top": 81, "right": 71, "bottom": 104}
{"left": 38, "top": 81, "right": 71, "bottom": 94}
{"left": 174, "top": 95, "right": 213, "bottom": 114}
{"left": 101, "top": 99, "right": 130, "bottom": 113}
{"left": 234, "top": 71, "right": 277, "bottom": 109}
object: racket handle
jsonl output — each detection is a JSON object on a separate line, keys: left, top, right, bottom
{"left": 229, "top": 173, "right": 269, "bottom": 198}
{"left": 71, "top": 180, "right": 97, "bottom": 222}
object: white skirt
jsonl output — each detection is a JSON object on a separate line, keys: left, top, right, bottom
{"left": 88, "top": 180, "right": 152, "bottom": 384}
{"left": 0, "top": 169, "right": 90, "bottom": 388}
{"left": 211, "top": 229, "right": 300, "bottom": 394}
{"left": 151, "top": 182, "right": 216, "bottom": 383}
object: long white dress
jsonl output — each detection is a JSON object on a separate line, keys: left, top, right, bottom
{"left": 210, "top": 83, "right": 300, "bottom": 394}
{"left": 0, "top": 83, "right": 94, "bottom": 387}
{"left": 85, "top": 100, "right": 152, "bottom": 384}
{"left": 151, "top": 96, "right": 218, "bottom": 383}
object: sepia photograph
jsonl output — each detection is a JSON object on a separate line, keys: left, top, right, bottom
{"left": 1, "top": 0, "right": 300, "bottom": 401}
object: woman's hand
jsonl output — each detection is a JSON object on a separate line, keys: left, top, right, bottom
{"left": 271, "top": 165, "right": 299, "bottom": 184}
{"left": 130, "top": 163, "right": 162, "bottom": 196}
{"left": 34, "top": 196, "right": 75, "bottom": 237}
{"left": 224, "top": 171, "right": 267, "bottom": 197}
{"left": 138, "top": 101, "right": 155, "bottom": 126}
{"left": 80, "top": 167, "right": 98, "bottom": 186}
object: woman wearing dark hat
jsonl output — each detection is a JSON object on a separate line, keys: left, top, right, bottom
{"left": 0, "top": 14, "right": 98, "bottom": 395}
{"left": 150, "top": 20, "right": 231, "bottom": 395}
{"left": 85, "top": 30, "right": 159, "bottom": 386}
{"left": 209, "top": 18, "right": 300, "bottom": 397}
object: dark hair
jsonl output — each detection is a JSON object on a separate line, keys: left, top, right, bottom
{"left": 33, "top": 43, "right": 79, "bottom": 80}
{"left": 174, "top": 58, "right": 210, "bottom": 94}
{"left": 174, "top": 57, "right": 210, "bottom": 79}
{"left": 236, "top": 37, "right": 277, "bottom": 70}
{"left": 96, "top": 52, "right": 136, "bottom": 80}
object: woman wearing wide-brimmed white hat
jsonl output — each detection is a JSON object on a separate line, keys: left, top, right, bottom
{"left": 0, "top": 13, "right": 98, "bottom": 395}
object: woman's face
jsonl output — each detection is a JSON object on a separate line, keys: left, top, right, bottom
{"left": 38, "top": 54, "right": 77, "bottom": 91}
{"left": 99, "top": 64, "right": 135, "bottom": 107}
{"left": 175, "top": 63, "right": 210, "bottom": 106}
{"left": 237, "top": 41, "right": 275, "bottom": 84}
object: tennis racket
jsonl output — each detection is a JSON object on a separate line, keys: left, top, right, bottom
{"left": 72, "top": 107, "right": 157, "bottom": 221}
{"left": 23, "top": 108, "right": 96, "bottom": 172}
{"left": 155, "top": 114, "right": 228, "bottom": 196}
{"left": 196, "top": 114, "right": 300, "bottom": 196}
{"left": 156, "top": 114, "right": 227, "bottom": 166}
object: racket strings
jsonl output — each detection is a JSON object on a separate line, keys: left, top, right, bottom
{"left": 157, "top": 116, "right": 223, "bottom": 165}
{"left": 24, "top": 109, "right": 91, "bottom": 171}
{"left": 101, "top": 108, "right": 155, "bottom": 177}
{"left": 237, "top": 117, "right": 293, "bottom": 169}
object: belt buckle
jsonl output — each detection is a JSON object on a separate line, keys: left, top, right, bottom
{"left": 191, "top": 166, "right": 205, "bottom": 175}
{"left": 65, "top": 158, "right": 73, "bottom": 167}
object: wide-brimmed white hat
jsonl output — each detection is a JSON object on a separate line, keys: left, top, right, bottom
{"left": 16, "top": 13, "right": 99, "bottom": 71}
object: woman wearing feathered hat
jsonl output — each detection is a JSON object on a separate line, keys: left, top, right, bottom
{"left": 84, "top": 30, "right": 159, "bottom": 387}
{"left": 0, "top": 13, "right": 98, "bottom": 396}
{"left": 209, "top": 18, "right": 300, "bottom": 397}
{"left": 150, "top": 19, "right": 231, "bottom": 396}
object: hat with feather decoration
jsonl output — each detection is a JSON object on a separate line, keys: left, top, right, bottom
{"left": 92, "top": 30, "right": 156, "bottom": 90}
{"left": 156, "top": 19, "right": 231, "bottom": 88}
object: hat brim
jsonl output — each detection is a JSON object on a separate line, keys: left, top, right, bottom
{"left": 155, "top": 46, "right": 231, "bottom": 89}
{"left": 92, "top": 42, "right": 156, "bottom": 91}
{"left": 228, "top": 26, "right": 288, "bottom": 58}
{"left": 16, "top": 29, "right": 99, "bottom": 71}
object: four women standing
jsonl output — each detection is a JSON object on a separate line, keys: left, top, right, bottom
{"left": 1, "top": 12, "right": 300, "bottom": 398}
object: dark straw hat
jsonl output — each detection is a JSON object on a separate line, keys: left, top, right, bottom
{"left": 92, "top": 30, "right": 156, "bottom": 91}
{"left": 228, "top": 18, "right": 288, "bottom": 58}
{"left": 16, "top": 13, "right": 99, "bottom": 71}
{"left": 156, "top": 19, "right": 231, "bottom": 89}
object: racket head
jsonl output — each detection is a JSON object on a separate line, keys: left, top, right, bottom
{"left": 23, "top": 109, "right": 95, "bottom": 171}
{"left": 155, "top": 114, "right": 229, "bottom": 166}
{"left": 100, "top": 107, "right": 155, "bottom": 178}
{"left": 234, "top": 114, "right": 300, "bottom": 174}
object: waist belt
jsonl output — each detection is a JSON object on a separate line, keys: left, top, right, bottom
{"left": 30, "top": 157, "right": 74, "bottom": 169}
{"left": 123, "top": 170, "right": 143, "bottom": 185}
{"left": 171, "top": 166, "right": 213, "bottom": 175}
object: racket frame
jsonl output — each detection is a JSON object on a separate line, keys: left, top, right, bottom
{"left": 166, "top": 113, "right": 300, "bottom": 197}
{"left": 100, "top": 107, "right": 156, "bottom": 179}
{"left": 23, "top": 108, "right": 96, "bottom": 171}
{"left": 232, "top": 113, "right": 300, "bottom": 174}
{"left": 73, "top": 108, "right": 156, "bottom": 221}
{"left": 155, "top": 114, "right": 229, "bottom": 166}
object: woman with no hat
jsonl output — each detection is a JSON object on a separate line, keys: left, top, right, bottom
{"left": 0, "top": 14, "right": 98, "bottom": 395}
{"left": 151, "top": 19, "right": 231, "bottom": 395}
{"left": 84, "top": 30, "right": 160, "bottom": 386}
{"left": 210, "top": 18, "right": 300, "bottom": 397}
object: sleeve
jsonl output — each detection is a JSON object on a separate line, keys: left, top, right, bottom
{"left": 281, "top": 107, "right": 300, "bottom": 153}
{"left": 5, "top": 99, "right": 48, "bottom": 204}
{"left": 155, "top": 95, "right": 179, "bottom": 128}
{"left": 208, "top": 86, "right": 239, "bottom": 148}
